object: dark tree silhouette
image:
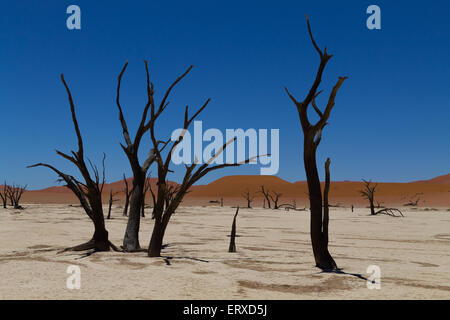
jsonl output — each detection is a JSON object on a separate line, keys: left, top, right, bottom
{"left": 259, "top": 185, "right": 272, "bottom": 208}
{"left": 284, "top": 16, "right": 347, "bottom": 270}
{"left": 242, "top": 189, "right": 254, "bottom": 208}
{"left": 359, "top": 179, "right": 377, "bottom": 215}
{"left": 1, "top": 182, "right": 8, "bottom": 208}
{"left": 359, "top": 179, "right": 404, "bottom": 217}
{"left": 28, "top": 74, "right": 114, "bottom": 252}
{"left": 107, "top": 189, "right": 120, "bottom": 219}
{"left": 404, "top": 193, "right": 422, "bottom": 207}
{"left": 228, "top": 207, "right": 239, "bottom": 253}
{"left": 141, "top": 173, "right": 152, "bottom": 218}
{"left": 122, "top": 174, "right": 131, "bottom": 217}
{"left": 268, "top": 191, "right": 282, "bottom": 209}
{"left": 6, "top": 183, "right": 27, "bottom": 209}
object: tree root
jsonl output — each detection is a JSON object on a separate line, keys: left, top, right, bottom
{"left": 58, "top": 239, "right": 122, "bottom": 253}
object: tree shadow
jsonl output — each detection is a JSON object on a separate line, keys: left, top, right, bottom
{"left": 317, "top": 268, "right": 371, "bottom": 282}
{"left": 161, "top": 255, "right": 210, "bottom": 266}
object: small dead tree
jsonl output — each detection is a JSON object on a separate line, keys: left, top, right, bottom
{"left": 6, "top": 184, "right": 27, "bottom": 209}
{"left": 359, "top": 179, "right": 404, "bottom": 217}
{"left": 28, "top": 74, "right": 114, "bottom": 251}
{"left": 122, "top": 174, "right": 131, "bottom": 217}
{"left": 107, "top": 189, "right": 120, "bottom": 219}
{"left": 269, "top": 191, "right": 282, "bottom": 209}
{"left": 149, "top": 183, "right": 157, "bottom": 219}
{"left": 359, "top": 180, "right": 377, "bottom": 215}
{"left": 404, "top": 193, "right": 422, "bottom": 207}
{"left": 285, "top": 16, "right": 346, "bottom": 270}
{"left": 259, "top": 185, "right": 272, "bottom": 208}
{"left": 242, "top": 189, "right": 255, "bottom": 208}
{"left": 1, "top": 182, "right": 9, "bottom": 208}
{"left": 228, "top": 207, "right": 239, "bottom": 253}
{"left": 141, "top": 173, "right": 152, "bottom": 218}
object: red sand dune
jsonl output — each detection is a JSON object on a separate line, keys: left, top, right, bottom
{"left": 22, "top": 173, "right": 450, "bottom": 207}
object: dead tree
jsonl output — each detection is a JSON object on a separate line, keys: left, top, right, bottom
{"left": 259, "top": 185, "right": 272, "bottom": 208}
{"left": 107, "top": 189, "right": 120, "bottom": 219}
{"left": 228, "top": 207, "right": 239, "bottom": 253}
{"left": 116, "top": 61, "right": 175, "bottom": 251}
{"left": 242, "top": 189, "right": 255, "bottom": 208}
{"left": 141, "top": 174, "right": 152, "bottom": 218}
{"left": 146, "top": 64, "right": 261, "bottom": 256}
{"left": 404, "top": 193, "right": 422, "bottom": 206}
{"left": 149, "top": 183, "right": 157, "bottom": 219}
{"left": 1, "top": 182, "right": 8, "bottom": 208}
{"left": 359, "top": 179, "right": 404, "bottom": 217}
{"left": 268, "top": 191, "right": 282, "bottom": 209}
{"left": 122, "top": 174, "right": 131, "bottom": 217}
{"left": 284, "top": 16, "right": 347, "bottom": 270}
{"left": 28, "top": 74, "right": 114, "bottom": 251}
{"left": 359, "top": 180, "right": 377, "bottom": 215}
{"left": 6, "top": 184, "right": 27, "bottom": 209}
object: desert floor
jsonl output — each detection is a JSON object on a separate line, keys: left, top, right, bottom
{"left": 0, "top": 204, "right": 449, "bottom": 299}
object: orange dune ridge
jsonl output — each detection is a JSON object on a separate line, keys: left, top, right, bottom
{"left": 22, "top": 173, "right": 450, "bottom": 208}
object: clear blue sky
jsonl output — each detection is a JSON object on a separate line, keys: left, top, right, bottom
{"left": 1, "top": 0, "right": 449, "bottom": 190}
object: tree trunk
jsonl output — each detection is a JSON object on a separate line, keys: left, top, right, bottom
{"left": 141, "top": 197, "right": 146, "bottom": 218}
{"left": 369, "top": 200, "right": 376, "bottom": 215}
{"left": 122, "top": 174, "right": 144, "bottom": 251}
{"left": 92, "top": 222, "right": 110, "bottom": 251}
{"left": 123, "top": 194, "right": 129, "bottom": 217}
{"left": 107, "top": 190, "right": 113, "bottom": 219}
{"left": 304, "top": 139, "right": 336, "bottom": 270}
{"left": 148, "top": 209, "right": 167, "bottom": 257}
{"left": 228, "top": 207, "right": 239, "bottom": 252}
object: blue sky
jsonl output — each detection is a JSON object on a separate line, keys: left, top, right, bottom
{"left": 0, "top": 0, "right": 449, "bottom": 189}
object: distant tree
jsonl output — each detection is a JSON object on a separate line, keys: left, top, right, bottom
{"left": 141, "top": 173, "right": 152, "bottom": 218}
{"left": 268, "top": 191, "right": 282, "bottom": 209}
{"left": 404, "top": 193, "right": 422, "bottom": 207}
{"left": 28, "top": 74, "right": 114, "bottom": 251}
{"left": 122, "top": 174, "right": 131, "bottom": 217}
{"left": 259, "top": 185, "right": 272, "bottom": 208}
{"left": 359, "top": 180, "right": 377, "bottom": 215}
{"left": 359, "top": 179, "right": 404, "bottom": 217}
{"left": 1, "top": 182, "right": 8, "bottom": 208}
{"left": 6, "top": 183, "right": 27, "bottom": 209}
{"left": 242, "top": 189, "right": 255, "bottom": 208}
{"left": 107, "top": 189, "right": 120, "bottom": 219}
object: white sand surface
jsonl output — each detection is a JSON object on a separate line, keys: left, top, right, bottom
{"left": 0, "top": 204, "right": 449, "bottom": 299}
